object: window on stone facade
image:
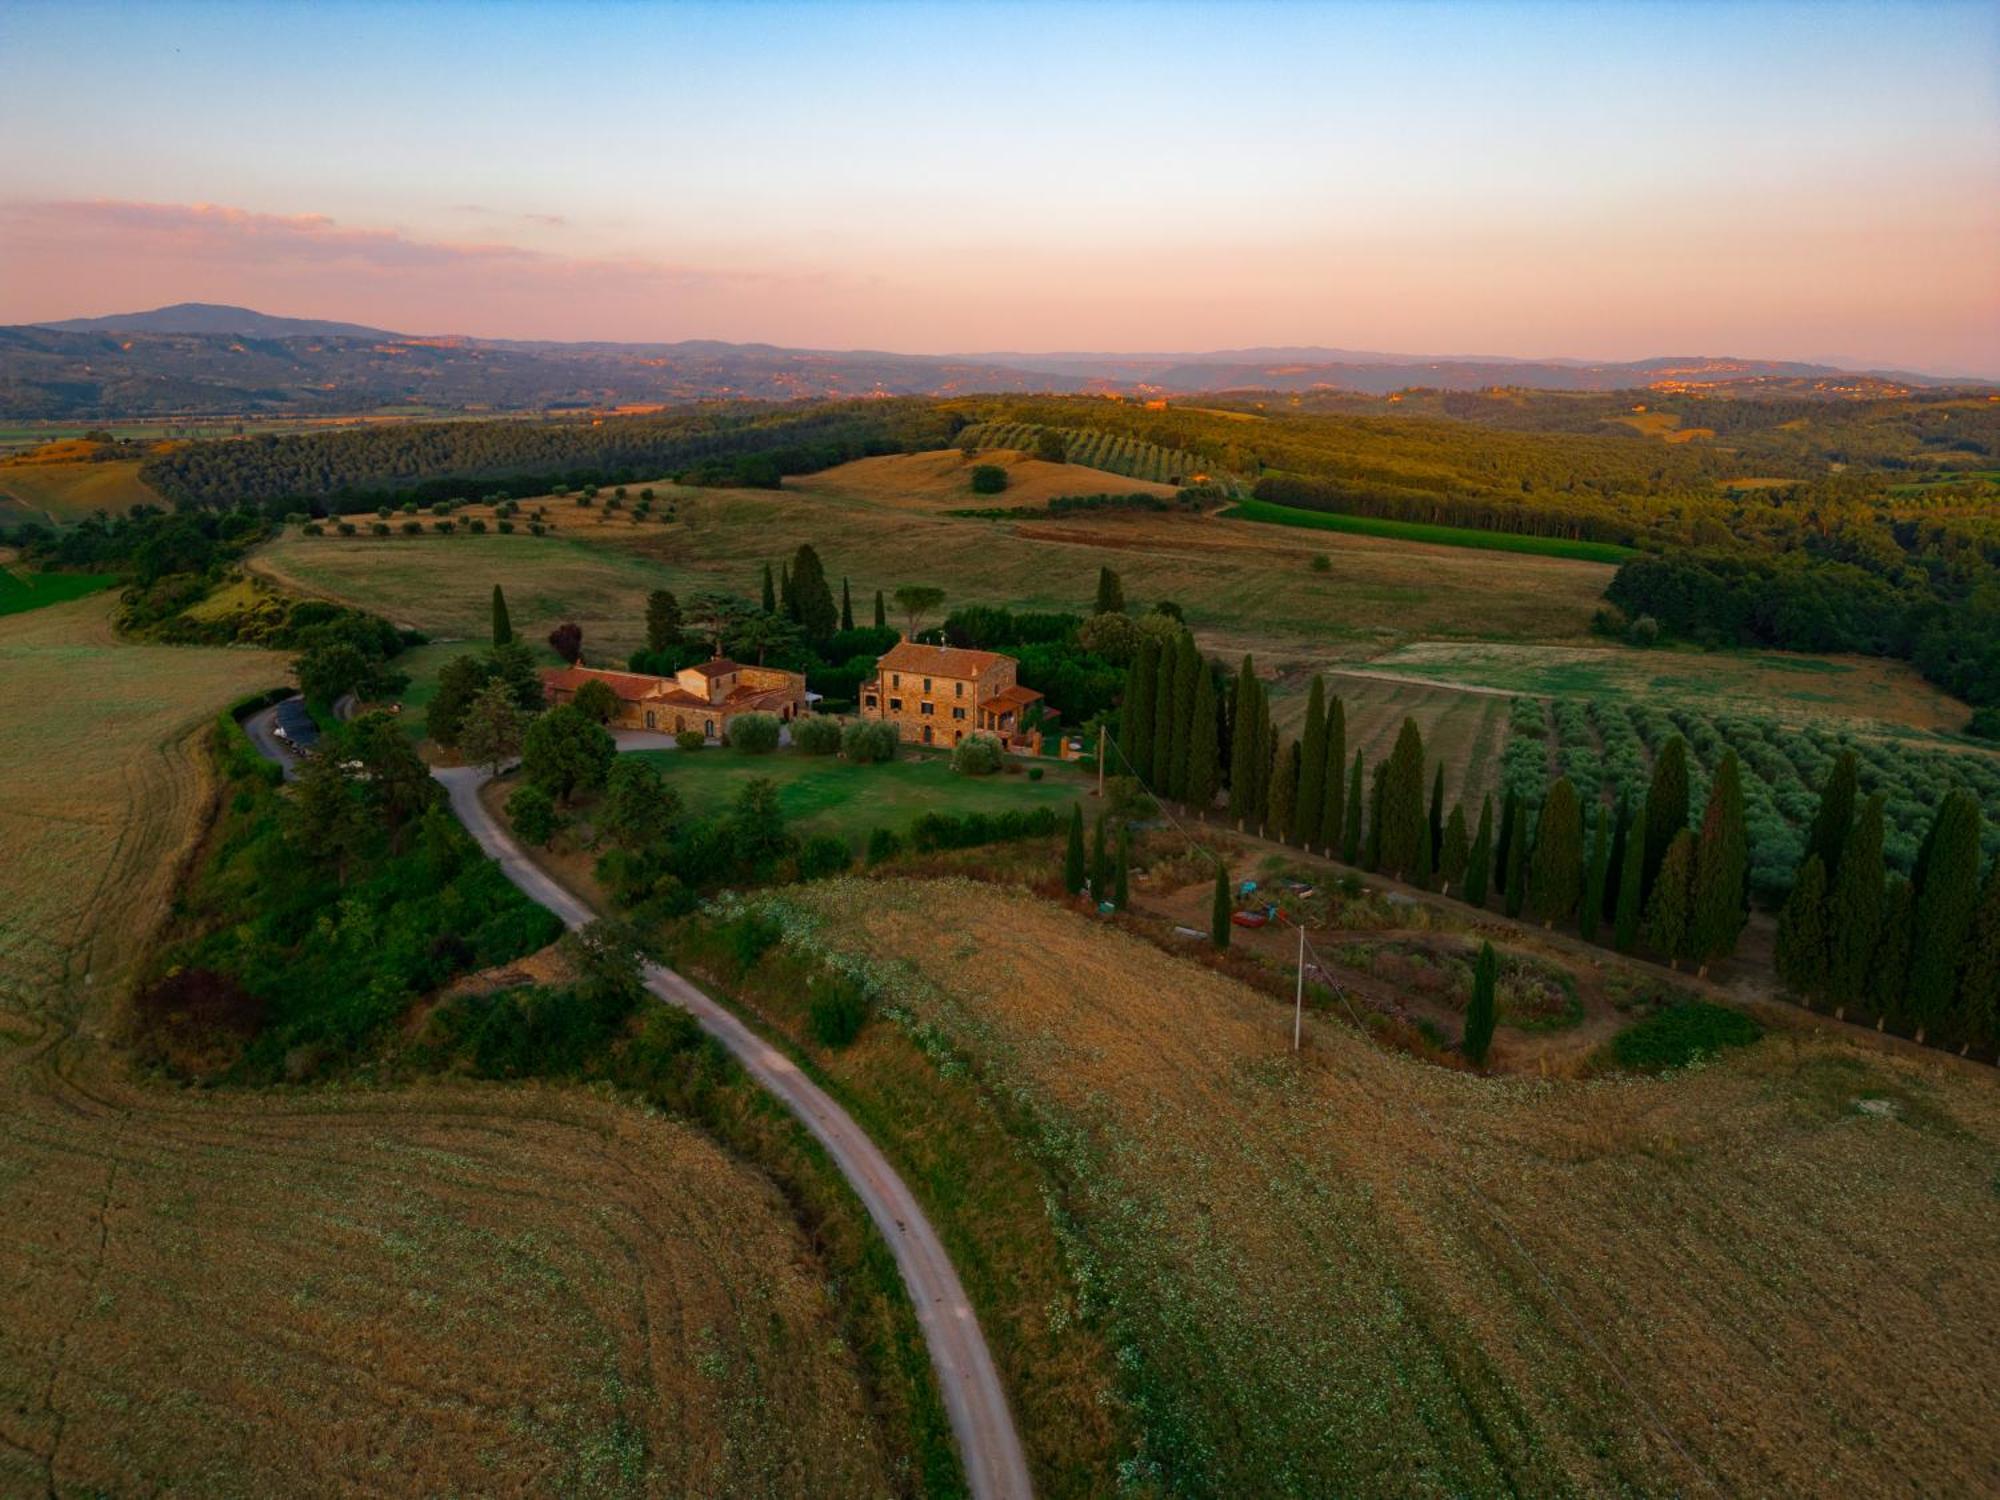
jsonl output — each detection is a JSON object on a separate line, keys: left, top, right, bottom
{"left": 952, "top": 706, "right": 965, "bottom": 720}
{"left": 892, "top": 673, "right": 900, "bottom": 688}
{"left": 955, "top": 682, "right": 964, "bottom": 697}
{"left": 920, "top": 702, "right": 933, "bottom": 716}
{"left": 889, "top": 697, "right": 902, "bottom": 712}
{"left": 923, "top": 677, "right": 932, "bottom": 692}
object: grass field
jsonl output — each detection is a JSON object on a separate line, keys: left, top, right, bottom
{"left": 0, "top": 595, "right": 912, "bottom": 1496}
{"left": 1225, "top": 496, "right": 1638, "bottom": 563}
{"left": 0, "top": 569, "right": 119, "bottom": 617}
{"left": 743, "top": 876, "right": 2000, "bottom": 1498}
{"left": 636, "top": 744, "right": 1084, "bottom": 847}
{"left": 0, "top": 458, "right": 162, "bottom": 524}
{"left": 1362, "top": 639, "right": 1977, "bottom": 732}
{"left": 1265, "top": 671, "right": 1514, "bottom": 813}
{"left": 254, "top": 455, "right": 1616, "bottom": 667}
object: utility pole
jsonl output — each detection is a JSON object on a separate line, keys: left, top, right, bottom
{"left": 1294, "top": 922, "right": 1305, "bottom": 1052}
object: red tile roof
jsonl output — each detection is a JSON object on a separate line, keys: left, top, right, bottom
{"left": 542, "top": 665, "right": 676, "bottom": 703}
{"left": 688, "top": 657, "right": 743, "bottom": 678}
{"left": 877, "top": 640, "right": 1009, "bottom": 679}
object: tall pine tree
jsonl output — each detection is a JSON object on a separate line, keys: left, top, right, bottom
{"left": 1604, "top": 790, "right": 1632, "bottom": 925}
{"left": 1123, "top": 636, "right": 1158, "bottom": 780}
{"left": 1341, "top": 751, "right": 1364, "bottom": 863}
{"left": 840, "top": 576, "right": 854, "bottom": 632}
{"left": 1775, "top": 855, "right": 1830, "bottom": 1000}
{"left": 1211, "top": 862, "right": 1232, "bottom": 949}
{"left": 1528, "top": 776, "right": 1583, "bottom": 926}
{"left": 1463, "top": 795, "right": 1493, "bottom": 907}
{"left": 1494, "top": 789, "right": 1520, "bottom": 896}
{"left": 1166, "top": 634, "right": 1201, "bottom": 802}
{"left": 1689, "top": 750, "right": 1749, "bottom": 974}
{"left": 1804, "top": 749, "right": 1859, "bottom": 881}
{"left": 1869, "top": 875, "right": 1914, "bottom": 1026}
{"left": 1440, "top": 804, "right": 1471, "bottom": 897}
{"left": 873, "top": 589, "right": 887, "bottom": 629}
{"left": 1114, "top": 825, "right": 1131, "bottom": 912}
{"left": 1428, "top": 764, "right": 1446, "bottom": 869}
{"left": 1907, "top": 789, "right": 1984, "bottom": 1043}
{"left": 1502, "top": 799, "right": 1529, "bottom": 919}
{"left": 1090, "top": 810, "right": 1111, "bottom": 900}
{"left": 1095, "top": 566, "right": 1126, "bottom": 616}
{"left": 1825, "top": 794, "right": 1886, "bottom": 1008}
{"left": 1150, "top": 640, "right": 1178, "bottom": 792}
{"left": 789, "top": 543, "right": 838, "bottom": 644}
{"left": 1380, "top": 718, "right": 1428, "bottom": 880}
{"left": 1958, "top": 859, "right": 2000, "bottom": 1054}
{"left": 1295, "top": 677, "right": 1328, "bottom": 847}
{"left": 761, "top": 562, "right": 777, "bottom": 615}
{"left": 1185, "top": 665, "right": 1220, "bottom": 811}
{"left": 1641, "top": 736, "right": 1690, "bottom": 906}
{"left": 1322, "top": 695, "right": 1346, "bottom": 854}
{"left": 1580, "top": 805, "right": 1610, "bottom": 943}
{"left": 1645, "top": 829, "right": 1697, "bottom": 966}
{"left": 1268, "top": 739, "right": 1299, "bottom": 845}
{"left": 491, "top": 584, "right": 513, "bottom": 646}
{"left": 1613, "top": 804, "right": 1647, "bottom": 952}
{"left": 1464, "top": 942, "right": 1498, "bottom": 1066}
{"left": 1063, "top": 805, "right": 1086, "bottom": 895}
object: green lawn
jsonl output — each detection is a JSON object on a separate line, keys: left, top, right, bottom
{"left": 634, "top": 744, "right": 1086, "bottom": 847}
{"left": 1224, "top": 497, "right": 1637, "bottom": 563}
{"left": 0, "top": 570, "right": 120, "bottom": 617}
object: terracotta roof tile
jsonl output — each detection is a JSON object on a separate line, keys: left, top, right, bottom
{"left": 877, "top": 640, "right": 1009, "bottom": 679}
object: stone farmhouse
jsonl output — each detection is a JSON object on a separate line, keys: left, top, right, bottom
{"left": 542, "top": 658, "right": 807, "bottom": 739}
{"left": 861, "top": 639, "right": 1044, "bottom": 750}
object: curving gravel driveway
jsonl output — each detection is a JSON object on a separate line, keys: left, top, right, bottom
{"left": 433, "top": 766, "right": 1032, "bottom": 1500}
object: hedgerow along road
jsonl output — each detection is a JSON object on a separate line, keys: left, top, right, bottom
{"left": 434, "top": 764, "right": 1034, "bottom": 1500}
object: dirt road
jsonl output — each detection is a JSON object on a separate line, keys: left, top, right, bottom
{"left": 434, "top": 766, "right": 1033, "bottom": 1500}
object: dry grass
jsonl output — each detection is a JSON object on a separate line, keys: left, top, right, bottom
{"left": 747, "top": 877, "right": 2000, "bottom": 1498}
{"left": 1269, "top": 669, "right": 1513, "bottom": 812}
{"left": 0, "top": 458, "right": 162, "bottom": 525}
{"left": 0, "top": 597, "right": 899, "bottom": 1496}
{"left": 784, "top": 448, "right": 1178, "bottom": 512}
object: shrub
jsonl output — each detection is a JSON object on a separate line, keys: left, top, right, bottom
{"left": 371, "top": 522, "right": 390, "bottom": 536}
{"left": 433, "top": 520, "right": 455, "bottom": 535}
{"left": 507, "top": 783, "right": 559, "bottom": 847}
{"left": 951, "top": 733, "right": 1004, "bottom": 776}
{"left": 728, "top": 712, "right": 781, "bottom": 753}
{"left": 970, "top": 464, "right": 1009, "bottom": 495}
{"left": 1028, "top": 766, "right": 1044, "bottom": 781}
{"left": 675, "top": 728, "right": 707, "bottom": 751}
{"left": 1628, "top": 614, "right": 1661, "bottom": 647}
{"left": 807, "top": 972, "right": 870, "bottom": 1048}
{"left": 865, "top": 826, "right": 903, "bottom": 866}
{"left": 401, "top": 520, "right": 423, "bottom": 535}
{"left": 497, "top": 520, "right": 514, "bottom": 534}
{"left": 529, "top": 521, "right": 547, "bottom": 536}
{"left": 301, "top": 522, "right": 324, "bottom": 536}
{"left": 469, "top": 518, "right": 487, "bottom": 534}
{"left": 1609, "top": 1001, "right": 1762, "bottom": 1072}
{"left": 797, "top": 833, "right": 853, "bottom": 881}
{"left": 842, "top": 718, "right": 900, "bottom": 764}
{"left": 336, "top": 521, "right": 356, "bottom": 536}
{"left": 376, "top": 506, "right": 392, "bottom": 520}
{"left": 910, "top": 805, "right": 1061, "bottom": 853}
{"left": 1309, "top": 553, "right": 1331, "bottom": 572}
{"left": 792, "top": 715, "right": 843, "bottom": 755}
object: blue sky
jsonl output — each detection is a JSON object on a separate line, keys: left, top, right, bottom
{"left": 2, "top": 1, "right": 1994, "bottom": 370}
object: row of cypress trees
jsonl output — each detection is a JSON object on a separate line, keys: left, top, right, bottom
{"left": 1774, "top": 752, "right": 1998, "bottom": 1050}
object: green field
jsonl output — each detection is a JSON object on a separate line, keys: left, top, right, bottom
{"left": 0, "top": 570, "right": 119, "bottom": 617}
{"left": 635, "top": 743, "right": 1085, "bottom": 847}
{"left": 1225, "top": 497, "right": 1638, "bottom": 563}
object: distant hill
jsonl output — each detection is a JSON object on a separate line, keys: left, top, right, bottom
{"left": 0, "top": 305, "right": 1986, "bottom": 418}
{"left": 35, "top": 302, "right": 395, "bottom": 340}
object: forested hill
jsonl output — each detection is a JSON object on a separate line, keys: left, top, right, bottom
{"left": 140, "top": 402, "right": 958, "bottom": 508}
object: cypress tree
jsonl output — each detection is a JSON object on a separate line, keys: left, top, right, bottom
{"left": 1826, "top": 794, "right": 1886, "bottom": 1009}
{"left": 1063, "top": 805, "right": 1086, "bottom": 895}
{"left": 873, "top": 589, "right": 886, "bottom": 630}
{"left": 1580, "top": 805, "right": 1609, "bottom": 943}
{"left": 1429, "top": 764, "right": 1446, "bottom": 869}
{"left": 1380, "top": 718, "right": 1427, "bottom": 880}
{"left": 761, "top": 562, "right": 777, "bottom": 615}
{"left": 1957, "top": 859, "right": 2000, "bottom": 1054}
{"left": 1502, "top": 800, "right": 1529, "bottom": 919}
{"left": 1869, "top": 876, "right": 1914, "bottom": 1026}
{"left": 1689, "top": 750, "right": 1749, "bottom": 974}
{"left": 1604, "top": 790, "right": 1632, "bottom": 924}
{"left": 789, "top": 543, "right": 838, "bottom": 643}
{"left": 1295, "top": 677, "right": 1328, "bottom": 847}
{"left": 1440, "top": 804, "right": 1471, "bottom": 897}
{"left": 491, "top": 584, "right": 512, "bottom": 646}
{"left": 1366, "top": 761, "right": 1388, "bottom": 871}
{"left": 1322, "top": 696, "right": 1347, "bottom": 854}
{"left": 1641, "top": 736, "right": 1690, "bottom": 905}
{"left": 1775, "top": 855, "right": 1830, "bottom": 1001}
{"left": 1246, "top": 681, "right": 1274, "bottom": 832}
{"left": 1185, "top": 665, "right": 1220, "bottom": 812}
{"left": 1211, "top": 862, "right": 1231, "bottom": 950}
{"left": 840, "top": 576, "right": 854, "bottom": 632}
{"left": 1095, "top": 566, "right": 1126, "bottom": 616}
{"left": 1804, "top": 749, "right": 1859, "bottom": 882}
{"left": 645, "top": 588, "right": 681, "bottom": 652}
{"left": 780, "top": 561, "right": 794, "bottom": 620}
{"left": 1123, "top": 637, "right": 1158, "bottom": 782}
{"left": 1463, "top": 941, "right": 1498, "bottom": 1066}
{"left": 1528, "top": 776, "right": 1583, "bottom": 926}
{"left": 1166, "top": 634, "right": 1201, "bottom": 802}
{"left": 1494, "top": 789, "right": 1520, "bottom": 896}
{"left": 1150, "top": 640, "right": 1177, "bottom": 791}
{"left": 1463, "top": 795, "right": 1493, "bottom": 907}
{"left": 1268, "top": 739, "right": 1299, "bottom": 846}
{"left": 1229, "top": 658, "right": 1260, "bottom": 824}
{"left": 1090, "top": 810, "right": 1110, "bottom": 900}
{"left": 1341, "top": 751, "right": 1364, "bottom": 863}
{"left": 1613, "top": 804, "right": 1646, "bottom": 952}
{"left": 1645, "top": 828, "right": 1697, "bottom": 966}
{"left": 1907, "top": 789, "right": 1984, "bottom": 1043}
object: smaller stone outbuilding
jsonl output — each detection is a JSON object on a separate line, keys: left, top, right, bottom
{"left": 542, "top": 657, "right": 806, "bottom": 739}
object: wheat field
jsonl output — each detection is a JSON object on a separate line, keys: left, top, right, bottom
{"left": 747, "top": 876, "right": 2000, "bottom": 1499}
